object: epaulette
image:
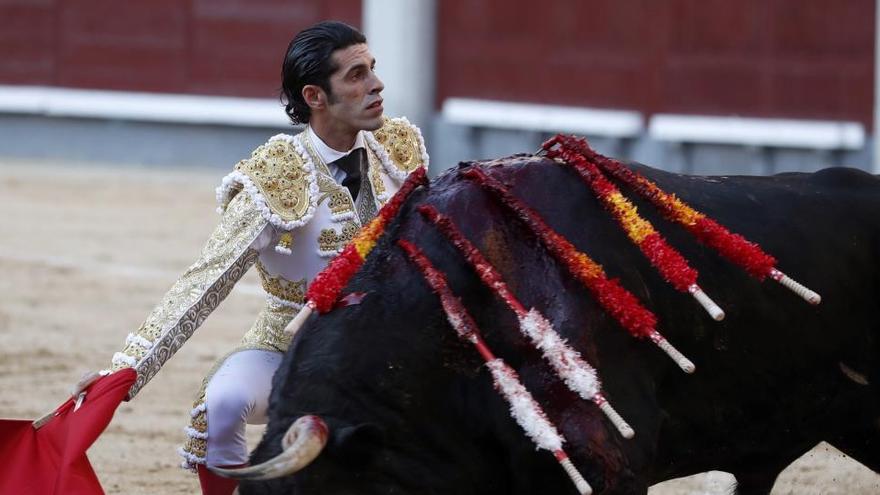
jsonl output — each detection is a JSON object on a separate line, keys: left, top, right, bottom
{"left": 367, "top": 116, "right": 429, "bottom": 181}
{"left": 215, "top": 134, "right": 319, "bottom": 232}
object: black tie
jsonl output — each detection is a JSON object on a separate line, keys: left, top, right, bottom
{"left": 332, "top": 148, "right": 364, "bottom": 200}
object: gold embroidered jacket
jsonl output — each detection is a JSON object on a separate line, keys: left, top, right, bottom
{"left": 112, "top": 117, "right": 428, "bottom": 399}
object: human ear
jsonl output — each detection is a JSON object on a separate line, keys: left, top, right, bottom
{"left": 302, "top": 85, "right": 326, "bottom": 110}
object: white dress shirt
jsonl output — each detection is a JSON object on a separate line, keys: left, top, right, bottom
{"left": 306, "top": 126, "right": 366, "bottom": 184}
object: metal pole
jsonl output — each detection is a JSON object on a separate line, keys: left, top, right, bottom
{"left": 363, "top": 0, "right": 437, "bottom": 132}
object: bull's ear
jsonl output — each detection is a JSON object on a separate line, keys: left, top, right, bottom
{"left": 327, "top": 422, "right": 385, "bottom": 466}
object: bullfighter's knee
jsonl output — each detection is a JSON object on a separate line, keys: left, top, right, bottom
{"left": 202, "top": 349, "right": 283, "bottom": 466}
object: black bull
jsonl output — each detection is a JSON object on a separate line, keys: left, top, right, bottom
{"left": 242, "top": 156, "right": 880, "bottom": 494}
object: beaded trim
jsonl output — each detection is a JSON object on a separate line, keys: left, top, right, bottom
{"left": 265, "top": 292, "right": 305, "bottom": 310}
{"left": 111, "top": 352, "right": 136, "bottom": 368}
{"left": 125, "top": 333, "right": 154, "bottom": 350}
{"left": 184, "top": 425, "right": 207, "bottom": 440}
{"left": 317, "top": 220, "right": 360, "bottom": 258}
{"left": 366, "top": 116, "right": 430, "bottom": 182}
{"left": 179, "top": 399, "right": 208, "bottom": 471}
{"left": 214, "top": 134, "right": 320, "bottom": 231}
{"left": 177, "top": 446, "right": 206, "bottom": 471}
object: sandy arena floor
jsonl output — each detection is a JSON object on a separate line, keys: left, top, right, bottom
{"left": 0, "top": 160, "right": 877, "bottom": 494}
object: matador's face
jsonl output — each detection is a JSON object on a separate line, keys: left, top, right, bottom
{"left": 325, "top": 43, "right": 385, "bottom": 134}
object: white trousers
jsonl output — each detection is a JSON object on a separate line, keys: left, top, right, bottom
{"left": 204, "top": 349, "right": 283, "bottom": 467}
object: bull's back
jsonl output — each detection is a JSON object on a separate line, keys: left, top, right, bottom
{"left": 629, "top": 165, "right": 880, "bottom": 481}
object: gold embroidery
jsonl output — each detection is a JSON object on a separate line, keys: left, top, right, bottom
{"left": 182, "top": 384, "right": 208, "bottom": 463}
{"left": 366, "top": 148, "right": 387, "bottom": 204}
{"left": 316, "top": 172, "right": 337, "bottom": 193}
{"left": 256, "top": 261, "right": 307, "bottom": 306}
{"left": 318, "top": 220, "right": 360, "bottom": 254}
{"left": 301, "top": 133, "right": 333, "bottom": 176}
{"left": 236, "top": 139, "right": 312, "bottom": 222}
{"left": 328, "top": 190, "right": 354, "bottom": 216}
{"left": 191, "top": 411, "right": 207, "bottom": 432}
{"left": 112, "top": 192, "right": 266, "bottom": 399}
{"left": 240, "top": 299, "right": 297, "bottom": 352}
{"left": 307, "top": 137, "right": 358, "bottom": 219}
{"left": 372, "top": 117, "right": 424, "bottom": 173}
{"left": 182, "top": 435, "right": 207, "bottom": 464}
{"left": 276, "top": 231, "right": 293, "bottom": 252}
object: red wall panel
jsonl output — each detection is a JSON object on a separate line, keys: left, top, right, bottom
{"left": 0, "top": 0, "right": 57, "bottom": 84}
{"left": 438, "top": 1, "right": 657, "bottom": 109}
{"left": 438, "top": 0, "right": 875, "bottom": 126}
{"left": 56, "top": 0, "right": 189, "bottom": 92}
{"left": 0, "top": 0, "right": 361, "bottom": 97}
{"left": 0, "top": 1, "right": 873, "bottom": 126}
{"left": 187, "top": 0, "right": 360, "bottom": 97}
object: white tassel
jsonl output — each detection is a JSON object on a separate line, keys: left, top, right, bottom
{"left": 519, "top": 310, "right": 600, "bottom": 398}
{"left": 485, "top": 356, "right": 593, "bottom": 495}
{"left": 486, "top": 359, "right": 564, "bottom": 451}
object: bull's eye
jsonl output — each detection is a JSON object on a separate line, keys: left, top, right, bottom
{"left": 327, "top": 422, "right": 385, "bottom": 467}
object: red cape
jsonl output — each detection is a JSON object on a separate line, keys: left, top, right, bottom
{"left": 0, "top": 368, "right": 136, "bottom": 495}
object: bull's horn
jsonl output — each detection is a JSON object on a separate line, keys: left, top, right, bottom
{"left": 211, "top": 415, "right": 328, "bottom": 480}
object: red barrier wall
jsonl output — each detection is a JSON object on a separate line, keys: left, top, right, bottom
{"left": 0, "top": 0, "right": 360, "bottom": 97}
{"left": 0, "top": 1, "right": 873, "bottom": 125}
{"left": 437, "top": 0, "right": 874, "bottom": 126}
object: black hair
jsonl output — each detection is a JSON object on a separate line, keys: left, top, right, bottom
{"left": 280, "top": 21, "right": 367, "bottom": 125}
